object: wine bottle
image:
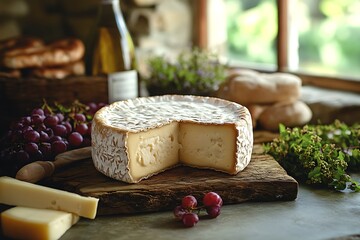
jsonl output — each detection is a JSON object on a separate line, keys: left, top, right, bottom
{"left": 87, "top": 0, "right": 139, "bottom": 103}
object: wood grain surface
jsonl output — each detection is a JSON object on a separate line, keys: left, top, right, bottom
{"left": 43, "top": 144, "right": 298, "bottom": 215}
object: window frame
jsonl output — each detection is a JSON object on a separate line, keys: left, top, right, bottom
{"left": 195, "top": 0, "right": 360, "bottom": 93}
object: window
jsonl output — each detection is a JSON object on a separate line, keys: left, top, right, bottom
{"left": 198, "top": 0, "right": 360, "bottom": 92}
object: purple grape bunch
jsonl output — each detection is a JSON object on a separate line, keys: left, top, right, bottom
{"left": 0, "top": 100, "right": 106, "bottom": 176}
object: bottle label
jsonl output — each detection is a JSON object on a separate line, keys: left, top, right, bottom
{"left": 108, "top": 70, "right": 138, "bottom": 103}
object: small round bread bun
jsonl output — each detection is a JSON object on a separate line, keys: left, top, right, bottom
{"left": 30, "top": 60, "right": 85, "bottom": 79}
{"left": 2, "top": 38, "right": 85, "bottom": 69}
{"left": 258, "top": 100, "right": 312, "bottom": 131}
{"left": 218, "top": 69, "right": 302, "bottom": 105}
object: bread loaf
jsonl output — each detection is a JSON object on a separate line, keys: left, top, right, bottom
{"left": 2, "top": 38, "right": 85, "bottom": 69}
{"left": 217, "top": 69, "right": 313, "bottom": 131}
{"left": 218, "top": 69, "right": 302, "bottom": 105}
{"left": 257, "top": 101, "right": 312, "bottom": 131}
{"left": 29, "top": 60, "right": 85, "bottom": 79}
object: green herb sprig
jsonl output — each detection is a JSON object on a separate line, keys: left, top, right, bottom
{"left": 264, "top": 120, "right": 360, "bottom": 192}
{"left": 145, "top": 48, "right": 226, "bottom": 95}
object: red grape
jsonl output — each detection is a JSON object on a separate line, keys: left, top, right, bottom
{"left": 21, "top": 126, "right": 33, "bottom": 133}
{"left": 24, "top": 142, "right": 39, "bottom": 155}
{"left": 182, "top": 213, "right": 199, "bottom": 227}
{"left": 173, "top": 206, "right": 186, "bottom": 220}
{"left": 75, "top": 123, "right": 89, "bottom": 136}
{"left": 31, "top": 108, "right": 44, "bottom": 116}
{"left": 74, "top": 113, "right": 86, "bottom": 122}
{"left": 181, "top": 195, "right": 197, "bottom": 209}
{"left": 62, "top": 121, "right": 72, "bottom": 134}
{"left": 31, "top": 114, "right": 44, "bottom": 125}
{"left": 203, "top": 192, "right": 223, "bottom": 207}
{"left": 68, "top": 132, "right": 83, "bottom": 147}
{"left": 51, "top": 140, "right": 67, "bottom": 155}
{"left": 49, "top": 135, "right": 62, "bottom": 143}
{"left": 36, "top": 123, "right": 46, "bottom": 132}
{"left": 39, "top": 131, "right": 50, "bottom": 142}
{"left": 44, "top": 128, "right": 54, "bottom": 138}
{"left": 20, "top": 116, "right": 32, "bottom": 126}
{"left": 206, "top": 205, "right": 221, "bottom": 218}
{"left": 23, "top": 130, "right": 40, "bottom": 143}
{"left": 44, "top": 115, "right": 59, "bottom": 127}
{"left": 53, "top": 124, "right": 67, "bottom": 137}
{"left": 56, "top": 113, "right": 65, "bottom": 122}
{"left": 87, "top": 102, "right": 98, "bottom": 115}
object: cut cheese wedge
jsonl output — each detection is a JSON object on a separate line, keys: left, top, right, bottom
{"left": 1, "top": 206, "right": 79, "bottom": 240}
{"left": 0, "top": 176, "right": 98, "bottom": 219}
{"left": 92, "top": 95, "right": 253, "bottom": 183}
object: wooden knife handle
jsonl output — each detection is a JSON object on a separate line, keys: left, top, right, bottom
{"left": 15, "top": 146, "right": 92, "bottom": 183}
{"left": 16, "top": 161, "right": 55, "bottom": 183}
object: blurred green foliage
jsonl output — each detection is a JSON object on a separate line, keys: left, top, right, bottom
{"left": 145, "top": 48, "right": 226, "bottom": 95}
{"left": 226, "top": 0, "right": 360, "bottom": 77}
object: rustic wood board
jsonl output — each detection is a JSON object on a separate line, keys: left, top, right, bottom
{"left": 44, "top": 145, "right": 298, "bottom": 215}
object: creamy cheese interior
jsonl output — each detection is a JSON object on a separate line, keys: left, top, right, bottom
{"left": 126, "top": 121, "right": 237, "bottom": 182}
{"left": 127, "top": 122, "right": 180, "bottom": 181}
{"left": 179, "top": 122, "right": 237, "bottom": 174}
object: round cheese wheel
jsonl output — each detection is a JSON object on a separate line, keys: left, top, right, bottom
{"left": 91, "top": 95, "right": 253, "bottom": 183}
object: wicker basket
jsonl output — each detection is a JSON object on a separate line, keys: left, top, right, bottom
{"left": 0, "top": 76, "right": 108, "bottom": 135}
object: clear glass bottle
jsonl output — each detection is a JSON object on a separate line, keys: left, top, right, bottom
{"left": 87, "top": 0, "right": 139, "bottom": 103}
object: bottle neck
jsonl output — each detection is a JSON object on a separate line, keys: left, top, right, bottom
{"left": 98, "top": 0, "right": 126, "bottom": 32}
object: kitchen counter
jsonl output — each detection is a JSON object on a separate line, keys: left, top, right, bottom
{"left": 57, "top": 177, "right": 360, "bottom": 240}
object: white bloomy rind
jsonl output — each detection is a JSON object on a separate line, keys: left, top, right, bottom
{"left": 91, "top": 95, "right": 253, "bottom": 183}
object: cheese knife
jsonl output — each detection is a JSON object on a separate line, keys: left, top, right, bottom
{"left": 15, "top": 146, "right": 92, "bottom": 183}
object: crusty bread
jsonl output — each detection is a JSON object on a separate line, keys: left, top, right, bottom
{"left": 218, "top": 69, "right": 302, "bottom": 105}
{"left": 29, "top": 60, "right": 85, "bottom": 79}
{"left": 2, "top": 38, "right": 85, "bottom": 69}
{"left": 257, "top": 100, "right": 312, "bottom": 131}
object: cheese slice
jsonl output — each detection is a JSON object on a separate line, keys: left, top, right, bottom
{"left": 92, "top": 95, "right": 253, "bottom": 183}
{"left": 1, "top": 206, "right": 79, "bottom": 240}
{"left": 0, "top": 177, "right": 98, "bottom": 219}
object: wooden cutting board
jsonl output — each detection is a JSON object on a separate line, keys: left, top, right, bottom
{"left": 44, "top": 145, "right": 298, "bottom": 215}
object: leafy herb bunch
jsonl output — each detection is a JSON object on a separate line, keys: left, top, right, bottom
{"left": 145, "top": 48, "right": 226, "bottom": 95}
{"left": 264, "top": 120, "right": 360, "bottom": 192}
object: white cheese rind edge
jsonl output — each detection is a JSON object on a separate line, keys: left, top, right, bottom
{"left": 91, "top": 95, "right": 253, "bottom": 183}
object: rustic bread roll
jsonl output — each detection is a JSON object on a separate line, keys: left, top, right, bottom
{"left": 218, "top": 69, "right": 302, "bottom": 105}
{"left": 29, "top": 60, "right": 85, "bottom": 79}
{"left": 258, "top": 100, "right": 312, "bottom": 131}
{"left": 2, "top": 38, "right": 85, "bottom": 69}
{"left": 0, "top": 37, "right": 44, "bottom": 54}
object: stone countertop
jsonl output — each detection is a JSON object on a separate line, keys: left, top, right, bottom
{"left": 58, "top": 178, "right": 360, "bottom": 240}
